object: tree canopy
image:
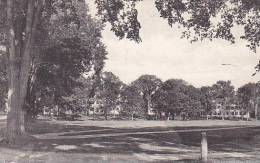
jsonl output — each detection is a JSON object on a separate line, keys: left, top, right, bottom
{"left": 94, "top": 71, "right": 123, "bottom": 119}
{"left": 153, "top": 79, "right": 201, "bottom": 114}
{"left": 131, "top": 75, "right": 162, "bottom": 114}
{"left": 237, "top": 82, "right": 260, "bottom": 111}
{"left": 95, "top": 0, "right": 260, "bottom": 72}
{"left": 0, "top": 0, "right": 108, "bottom": 142}
{"left": 121, "top": 85, "right": 145, "bottom": 117}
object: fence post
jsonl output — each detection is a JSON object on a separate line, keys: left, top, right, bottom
{"left": 201, "top": 132, "right": 208, "bottom": 162}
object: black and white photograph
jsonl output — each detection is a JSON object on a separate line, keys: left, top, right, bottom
{"left": 0, "top": 0, "right": 260, "bottom": 162}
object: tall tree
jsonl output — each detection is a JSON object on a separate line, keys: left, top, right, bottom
{"left": 212, "top": 81, "right": 235, "bottom": 101}
{"left": 26, "top": 2, "right": 107, "bottom": 118}
{"left": 28, "top": 35, "right": 106, "bottom": 119}
{"left": 95, "top": 71, "right": 123, "bottom": 120}
{"left": 237, "top": 83, "right": 260, "bottom": 114}
{"left": 182, "top": 85, "right": 202, "bottom": 112}
{"left": 0, "top": 0, "right": 106, "bottom": 143}
{"left": 211, "top": 81, "right": 235, "bottom": 117}
{"left": 200, "top": 86, "right": 214, "bottom": 113}
{"left": 0, "top": 0, "right": 47, "bottom": 142}
{"left": 153, "top": 79, "right": 201, "bottom": 116}
{"left": 131, "top": 75, "right": 162, "bottom": 116}
{"left": 121, "top": 85, "right": 145, "bottom": 119}
{"left": 153, "top": 79, "right": 186, "bottom": 115}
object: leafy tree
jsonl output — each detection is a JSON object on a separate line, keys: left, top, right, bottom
{"left": 237, "top": 83, "right": 260, "bottom": 113}
{"left": 0, "top": 0, "right": 108, "bottom": 143}
{"left": 152, "top": 88, "right": 168, "bottom": 118}
{"left": 182, "top": 85, "right": 202, "bottom": 112}
{"left": 72, "top": 76, "right": 98, "bottom": 115}
{"left": 131, "top": 75, "right": 162, "bottom": 116}
{"left": 30, "top": 40, "right": 99, "bottom": 115}
{"left": 27, "top": 2, "right": 107, "bottom": 119}
{"left": 121, "top": 85, "right": 145, "bottom": 119}
{"left": 211, "top": 81, "right": 235, "bottom": 116}
{"left": 200, "top": 86, "right": 214, "bottom": 113}
{"left": 13, "top": 1, "right": 106, "bottom": 120}
{"left": 153, "top": 79, "right": 201, "bottom": 117}
{"left": 212, "top": 81, "right": 235, "bottom": 102}
{"left": 153, "top": 79, "right": 186, "bottom": 115}
{"left": 95, "top": 71, "right": 123, "bottom": 120}
{"left": 0, "top": 0, "right": 80, "bottom": 142}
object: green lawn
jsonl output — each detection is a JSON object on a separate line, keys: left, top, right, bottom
{"left": 1, "top": 116, "right": 260, "bottom": 162}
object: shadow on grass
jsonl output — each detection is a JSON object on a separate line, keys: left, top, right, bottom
{"left": 27, "top": 121, "right": 260, "bottom": 153}
{"left": 1, "top": 119, "right": 260, "bottom": 161}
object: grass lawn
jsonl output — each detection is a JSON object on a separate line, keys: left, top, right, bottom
{"left": 1, "top": 116, "right": 260, "bottom": 162}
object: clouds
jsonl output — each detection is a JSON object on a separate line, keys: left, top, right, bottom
{"left": 87, "top": 0, "right": 260, "bottom": 88}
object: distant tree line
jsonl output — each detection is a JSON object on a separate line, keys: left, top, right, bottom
{"left": 13, "top": 70, "right": 257, "bottom": 120}
{"left": 118, "top": 75, "right": 260, "bottom": 120}
{"left": 0, "top": 65, "right": 259, "bottom": 121}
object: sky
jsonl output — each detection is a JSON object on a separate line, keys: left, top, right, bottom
{"left": 87, "top": 0, "right": 260, "bottom": 89}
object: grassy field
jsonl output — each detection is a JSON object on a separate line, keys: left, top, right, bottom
{"left": 1, "top": 116, "right": 260, "bottom": 162}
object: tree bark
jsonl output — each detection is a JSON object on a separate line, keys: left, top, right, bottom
{"left": 5, "top": 0, "right": 42, "bottom": 143}
{"left": 5, "top": 0, "right": 24, "bottom": 142}
{"left": 6, "top": 62, "right": 24, "bottom": 140}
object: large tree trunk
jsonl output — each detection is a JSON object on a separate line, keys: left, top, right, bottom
{"left": 5, "top": 31, "right": 31, "bottom": 142}
{"left": 4, "top": 0, "right": 42, "bottom": 143}
{"left": 5, "top": 0, "right": 24, "bottom": 142}
{"left": 6, "top": 63, "right": 25, "bottom": 140}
